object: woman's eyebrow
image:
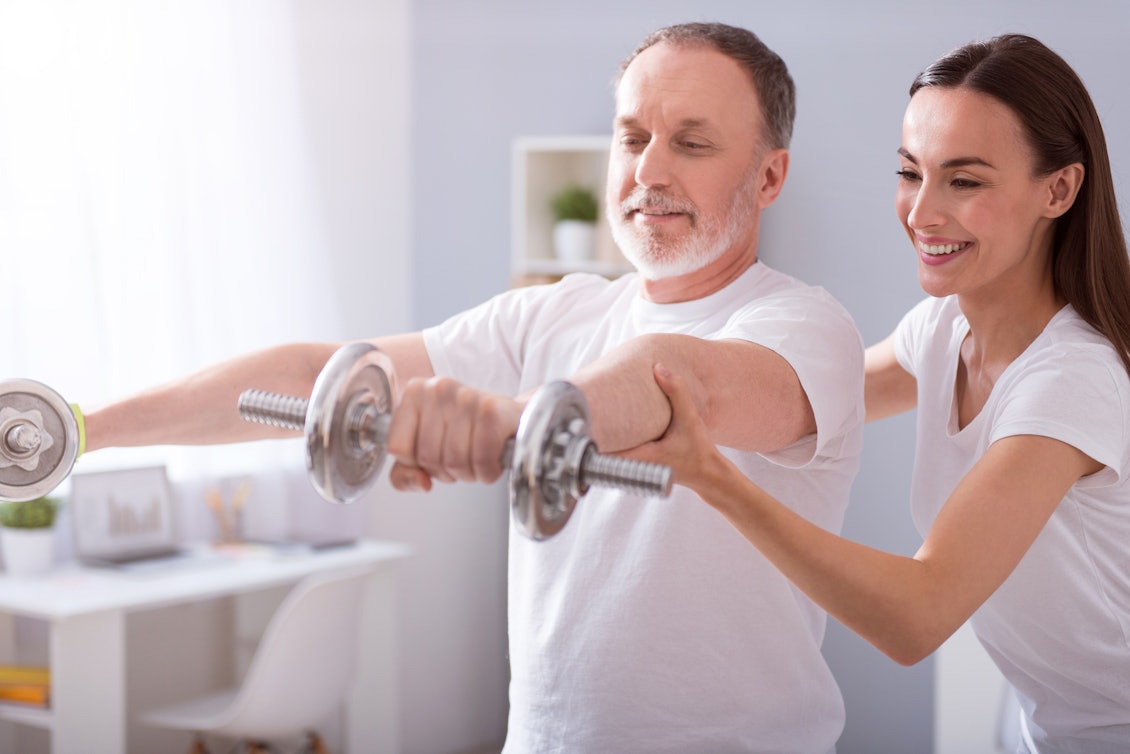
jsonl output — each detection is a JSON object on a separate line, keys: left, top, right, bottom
{"left": 897, "top": 147, "right": 995, "bottom": 170}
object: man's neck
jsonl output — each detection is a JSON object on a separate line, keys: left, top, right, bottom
{"left": 640, "top": 247, "right": 759, "bottom": 304}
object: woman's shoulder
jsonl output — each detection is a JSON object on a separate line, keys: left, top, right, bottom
{"left": 893, "top": 295, "right": 966, "bottom": 364}
{"left": 1008, "top": 305, "right": 1130, "bottom": 392}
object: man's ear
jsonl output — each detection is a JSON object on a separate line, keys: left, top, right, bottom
{"left": 757, "top": 148, "right": 790, "bottom": 209}
{"left": 1044, "top": 162, "right": 1085, "bottom": 219}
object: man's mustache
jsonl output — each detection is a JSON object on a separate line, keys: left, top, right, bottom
{"left": 619, "top": 189, "right": 698, "bottom": 220}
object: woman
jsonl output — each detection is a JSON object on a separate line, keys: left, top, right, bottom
{"left": 639, "top": 34, "right": 1130, "bottom": 753}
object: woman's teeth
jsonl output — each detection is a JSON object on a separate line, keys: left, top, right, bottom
{"left": 920, "top": 242, "right": 967, "bottom": 256}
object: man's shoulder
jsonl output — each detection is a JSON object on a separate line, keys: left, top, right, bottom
{"left": 735, "top": 263, "right": 858, "bottom": 327}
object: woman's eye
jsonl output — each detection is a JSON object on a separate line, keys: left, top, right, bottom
{"left": 896, "top": 169, "right": 921, "bottom": 182}
{"left": 952, "top": 178, "right": 981, "bottom": 189}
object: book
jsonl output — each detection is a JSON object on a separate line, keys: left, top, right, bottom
{"left": 0, "top": 684, "right": 49, "bottom": 707}
{"left": 0, "top": 666, "right": 49, "bottom": 686}
{"left": 0, "top": 666, "right": 50, "bottom": 707}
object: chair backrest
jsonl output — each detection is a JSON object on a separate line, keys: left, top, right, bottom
{"left": 220, "top": 564, "right": 374, "bottom": 740}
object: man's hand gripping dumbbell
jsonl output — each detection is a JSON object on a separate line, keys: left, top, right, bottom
{"left": 239, "top": 342, "right": 673, "bottom": 540}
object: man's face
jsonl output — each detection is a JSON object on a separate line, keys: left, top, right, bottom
{"left": 607, "top": 43, "right": 766, "bottom": 280}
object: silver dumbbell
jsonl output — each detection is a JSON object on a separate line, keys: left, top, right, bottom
{"left": 0, "top": 379, "right": 81, "bottom": 502}
{"left": 238, "top": 342, "right": 673, "bottom": 540}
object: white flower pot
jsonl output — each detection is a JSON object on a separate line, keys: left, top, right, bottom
{"left": 553, "top": 220, "right": 596, "bottom": 264}
{"left": 1, "top": 528, "right": 55, "bottom": 577}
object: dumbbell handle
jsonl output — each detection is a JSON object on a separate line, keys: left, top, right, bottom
{"left": 237, "top": 388, "right": 671, "bottom": 498}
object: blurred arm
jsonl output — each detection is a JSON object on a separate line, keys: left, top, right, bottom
{"left": 83, "top": 333, "right": 432, "bottom": 451}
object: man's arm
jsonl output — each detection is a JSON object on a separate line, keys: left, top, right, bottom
{"left": 570, "top": 333, "right": 815, "bottom": 453}
{"left": 384, "top": 332, "right": 817, "bottom": 492}
{"left": 83, "top": 334, "right": 433, "bottom": 452}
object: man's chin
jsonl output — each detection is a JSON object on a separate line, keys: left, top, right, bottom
{"left": 623, "top": 248, "right": 721, "bottom": 281}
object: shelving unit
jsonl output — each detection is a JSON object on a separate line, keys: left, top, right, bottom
{"left": 510, "top": 135, "right": 632, "bottom": 286}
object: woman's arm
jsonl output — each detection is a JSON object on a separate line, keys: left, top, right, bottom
{"left": 641, "top": 364, "right": 1101, "bottom": 665}
{"left": 865, "top": 334, "right": 917, "bottom": 422}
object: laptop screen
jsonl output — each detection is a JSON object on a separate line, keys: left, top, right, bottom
{"left": 70, "top": 465, "right": 180, "bottom": 562}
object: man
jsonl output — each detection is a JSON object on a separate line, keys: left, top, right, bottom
{"left": 85, "top": 22, "right": 863, "bottom": 753}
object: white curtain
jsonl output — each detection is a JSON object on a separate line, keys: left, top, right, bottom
{"left": 0, "top": 0, "right": 342, "bottom": 480}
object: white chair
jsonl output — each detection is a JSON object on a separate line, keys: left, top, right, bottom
{"left": 140, "top": 564, "right": 376, "bottom": 754}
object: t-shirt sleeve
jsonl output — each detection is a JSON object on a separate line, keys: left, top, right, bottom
{"left": 716, "top": 288, "right": 865, "bottom": 467}
{"left": 422, "top": 276, "right": 598, "bottom": 396}
{"left": 421, "top": 287, "right": 535, "bottom": 396}
{"left": 991, "top": 347, "right": 1129, "bottom": 486}
{"left": 892, "top": 296, "right": 942, "bottom": 379}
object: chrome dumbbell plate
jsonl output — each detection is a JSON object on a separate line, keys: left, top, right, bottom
{"left": 307, "top": 343, "right": 395, "bottom": 504}
{"left": 238, "top": 343, "right": 396, "bottom": 505}
{"left": 0, "top": 379, "right": 80, "bottom": 501}
{"left": 509, "top": 381, "right": 591, "bottom": 541}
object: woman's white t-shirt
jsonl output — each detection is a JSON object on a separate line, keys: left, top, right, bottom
{"left": 895, "top": 295, "right": 1130, "bottom": 753}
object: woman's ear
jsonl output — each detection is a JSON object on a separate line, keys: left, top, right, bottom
{"left": 1044, "top": 162, "right": 1085, "bottom": 219}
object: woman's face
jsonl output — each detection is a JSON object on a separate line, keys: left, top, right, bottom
{"left": 895, "top": 86, "right": 1060, "bottom": 302}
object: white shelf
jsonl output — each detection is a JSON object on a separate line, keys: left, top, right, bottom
{"left": 0, "top": 700, "right": 52, "bottom": 730}
{"left": 511, "top": 135, "right": 629, "bottom": 284}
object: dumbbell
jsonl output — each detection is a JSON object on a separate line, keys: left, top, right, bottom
{"left": 237, "top": 342, "right": 673, "bottom": 540}
{"left": 0, "top": 379, "right": 82, "bottom": 502}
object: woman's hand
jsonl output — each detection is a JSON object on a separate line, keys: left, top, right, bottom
{"left": 628, "top": 363, "right": 728, "bottom": 491}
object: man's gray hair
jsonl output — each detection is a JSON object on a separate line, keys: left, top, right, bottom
{"left": 616, "top": 22, "right": 796, "bottom": 150}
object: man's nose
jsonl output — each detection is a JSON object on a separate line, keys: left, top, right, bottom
{"left": 634, "top": 142, "right": 674, "bottom": 189}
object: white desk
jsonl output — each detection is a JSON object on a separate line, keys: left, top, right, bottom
{"left": 0, "top": 539, "right": 410, "bottom": 754}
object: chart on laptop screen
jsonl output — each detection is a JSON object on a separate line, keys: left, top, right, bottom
{"left": 69, "top": 465, "right": 184, "bottom": 564}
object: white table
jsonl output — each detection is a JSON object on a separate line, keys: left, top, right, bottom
{"left": 0, "top": 539, "right": 410, "bottom": 754}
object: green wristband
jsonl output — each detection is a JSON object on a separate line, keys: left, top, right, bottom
{"left": 70, "top": 404, "right": 86, "bottom": 458}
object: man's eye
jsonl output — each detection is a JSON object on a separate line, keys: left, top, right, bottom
{"left": 680, "top": 140, "right": 712, "bottom": 152}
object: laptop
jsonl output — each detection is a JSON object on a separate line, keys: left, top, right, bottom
{"left": 70, "top": 465, "right": 189, "bottom": 567}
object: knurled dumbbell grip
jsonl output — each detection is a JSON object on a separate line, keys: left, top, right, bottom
{"left": 238, "top": 390, "right": 307, "bottom": 431}
{"left": 578, "top": 447, "right": 672, "bottom": 497}
{"left": 499, "top": 438, "right": 670, "bottom": 497}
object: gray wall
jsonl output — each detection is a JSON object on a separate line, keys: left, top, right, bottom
{"left": 410, "top": 2, "right": 1130, "bottom": 752}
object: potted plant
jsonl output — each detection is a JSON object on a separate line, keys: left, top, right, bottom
{"left": 0, "top": 496, "right": 60, "bottom": 577}
{"left": 550, "top": 184, "right": 599, "bottom": 263}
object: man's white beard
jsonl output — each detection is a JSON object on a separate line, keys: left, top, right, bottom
{"left": 609, "top": 172, "right": 759, "bottom": 280}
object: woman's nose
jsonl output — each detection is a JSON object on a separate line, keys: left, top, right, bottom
{"left": 905, "top": 181, "right": 944, "bottom": 230}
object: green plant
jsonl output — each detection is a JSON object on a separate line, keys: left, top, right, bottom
{"left": 550, "top": 185, "right": 599, "bottom": 223}
{"left": 0, "top": 496, "right": 60, "bottom": 529}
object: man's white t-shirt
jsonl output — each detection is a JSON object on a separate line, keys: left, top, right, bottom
{"left": 895, "top": 296, "right": 1130, "bottom": 753}
{"left": 424, "top": 262, "right": 864, "bottom": 753}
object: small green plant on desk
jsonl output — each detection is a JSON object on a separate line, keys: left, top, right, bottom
{"left": 0, "top": 496, "right": 60, "bottom": 529}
